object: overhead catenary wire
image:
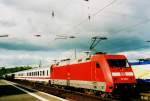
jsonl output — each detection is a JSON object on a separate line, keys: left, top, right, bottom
{"left": 114, "top": 19, "right": 150, "bottom": 34}
{"left": 64, "top": 0, "right": 150, "bottom": 37}
{"left": 2, "top": 0, "right": 150, "bottom": 40}
{"left": 92, "top": 0, "right": 117, "bottom": 16}
{"left": 64, "top": 0, "right": 118, "bottom": 34}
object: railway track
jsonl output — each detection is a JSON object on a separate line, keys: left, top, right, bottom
{"left": 10, "top": 79, "right": 148, "bottom": 101}
{"left": 11, "top": 79, "right": 119, "bottom": 101}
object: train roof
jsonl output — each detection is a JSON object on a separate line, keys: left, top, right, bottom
{"left": 14, "top": 66, "right": 50, "bottom": 74}
{"left": 54, "top": 53, "right": 127, "bottom": 66}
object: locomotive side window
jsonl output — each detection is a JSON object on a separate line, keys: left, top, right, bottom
{"left": 107, "top": 59, "right": 129, "bottom": 68}
{"left": 96, "top": 62, "right": 100, "bottom": 68}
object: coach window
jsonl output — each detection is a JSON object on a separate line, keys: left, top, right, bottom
{"left": 78, "top": 59, "right": 82, "bottom": 62}
{"left": 86, "top": 58, "right": 90, "bottom": 61}
{"left": 38, "top": 71, "right": 39, "bottom": 76}
{"left": 43, "top": 71, "right": 45, "bottom": 76}
{"left": 47, "top": 70, "right": 48, "bottom": 76}
{"left": 40, "top": 71, "right": 42, "bottom": 76}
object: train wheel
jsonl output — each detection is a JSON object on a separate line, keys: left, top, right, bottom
{"left": 84, "top": 89, "right": 94, "bottom": 95}
{"left": 100, "top": 92, "right": 109, "bottom": 98}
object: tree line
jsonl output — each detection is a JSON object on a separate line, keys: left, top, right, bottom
{"left": 0, "top": 66, "right": 32, "bottom": 78}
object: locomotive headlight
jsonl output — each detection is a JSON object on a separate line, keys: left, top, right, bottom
{"left": 112, "top": 72, "right": 120, "bottom": 76}
{"left": 125, "top": 72, "right": 134, "bottom": 76}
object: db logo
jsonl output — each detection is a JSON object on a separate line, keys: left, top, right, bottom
{"left": 120, "top": 72, "right": 126, "bottom": 76}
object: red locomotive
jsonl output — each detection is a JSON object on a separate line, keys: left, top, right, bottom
{"left": 10, "top": 52, "right": 136, "bottom": 97}
{"left": 51, "top": 52, "right": 136, "bottom": 95}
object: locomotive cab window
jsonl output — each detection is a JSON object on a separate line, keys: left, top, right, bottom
{"left": 107, "top": 59, "right": 129, "bottom": 68}
{"left": 96, "top": 62, "right": 100, "bottom": 68}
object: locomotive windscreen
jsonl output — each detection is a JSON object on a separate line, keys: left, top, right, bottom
{"left": 107, "top": 59, "right": 129, "bottom": 68}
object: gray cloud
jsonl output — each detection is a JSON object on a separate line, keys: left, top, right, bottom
{"left": 0, "top": 0, "right": 150, "bottom": 66}
{"left": 96, "top": 36, "right": 148, "bottom": 53}
{"left": 0, "top": 20, "right": 16, "bottom": 27}
{"left": 0, "top": 41, "right": 50, "bottom": 51}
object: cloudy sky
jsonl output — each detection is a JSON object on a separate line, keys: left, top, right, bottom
{"left": 0, "top": 0, "right": 150, "bottom": 67}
